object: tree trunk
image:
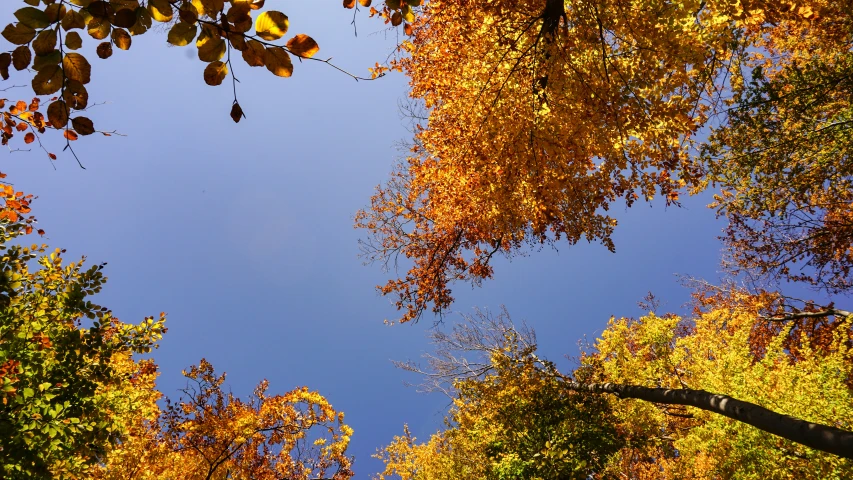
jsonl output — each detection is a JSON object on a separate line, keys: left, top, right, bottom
{"left": 563, "top": 381, "right": 853, "bottom": 459}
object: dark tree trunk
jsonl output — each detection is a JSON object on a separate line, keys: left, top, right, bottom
{"left": 563, "top": 381, "right": 853, "bottom": 459}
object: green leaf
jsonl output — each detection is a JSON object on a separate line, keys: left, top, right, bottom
{"left": 22, "top": 387, "right": 34, "bottom": 399}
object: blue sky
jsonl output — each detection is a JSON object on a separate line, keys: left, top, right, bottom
{"left": 1, "top": 2, "right": 739, "bottom": 476}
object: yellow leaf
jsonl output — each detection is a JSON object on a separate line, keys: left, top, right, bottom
{"left": 255, "top": 11, "right": 288, "bottom": 41}
{"left": 148, "top": 0, "right": 173, "bottom": 22}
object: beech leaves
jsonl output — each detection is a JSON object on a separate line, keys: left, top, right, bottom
{"left": 2, "top": 0, "right": 320, "bottom": 134}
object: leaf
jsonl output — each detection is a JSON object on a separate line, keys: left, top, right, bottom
{"left": 44, "top": 4, "right": 67, "bottom": 24}
{"left": 24, "top": 132, "right": 34, "bottom": 144}
{"left": 0, "top": 54, "right": 8, "bottom": 81}
{"left": 199, "top": 0, "right": 225, "bottom": 17}
{"left": 14, "top": 7, "right": 51, "bottom": 29}
{"left": 61, "top": 11, "right": 86, "bottom": 30}
{"left": 406, "top": 0, "right": 421, "bottom": 5}
{"left": 241, "top": 39, "right": 265, "bottom": 67}
{"left": 203, "top": 61, "right": 228, "bottom": 86}
{"left": 32, "top": 29, "right": 58, "bottom": 56}
{"left": 230, "top": 101, "right": 245, "bottom": 123}
{"left": 32, "top": 51, "right": 61, "bottom": 71}
{"left": 179, "top": 4, "right": 199, "bottom": 25}
{"left": 71, "top": 116, "right": 94, "bottom": 135}
{"left": 404, "top": 23, "right": 413, "bottom": 35}
{"left": 63, "top": 80, "right": 89, "bottom": 109}
{"left": 286, "top": 34, "right": 319, "bottom": 58}
{"left": 167, "top": 22, "right": 197, "bottom": 46}
{"left": 62, "top": 53, "right": 91, "bottom": 84}
{"left": 196, "top": 34, "right": 226, "bottom": 62}
{"left": 148, "top": 0, "right": 173, "bottom": 22}
{"left": 65, "top": 31, "right": 83, "bottom": 50}
{"left": 255, "top": 11, "right": 289, "bottom": 41}
{"left": 113, "top": 8, "right": 137, "bottom": 28}
{"left": 264, "top": 47, "right": 292, "bottom": 77}
{"left": 343, "top": 0, "right": 357, "bottom": 8}
{"left": 47, "top": 100, "right": 69, "bottom": 128}
{"left": 64, "top": 129, "right": 79, "bottom": 141}
{"left": 401, "top": 4, "right": 415, "bottom": 23}
{"left": 12, "top": 46, "right": 31, "bottom": 71}
{"left": 386, "top": 0, "right": 401, "bottom": 9}
{"left": 87, "top": 1, "right": 114, "bottom": 18}
{"left": 2, "top": 23, "right": 37, "bottom": 45}
{"left": 32, "top": 65, "right": 63, "bottom": 95}
{"left": 391, "top": 11, "right": 403, "bottom": 26}
{"left": 96, "top": 41, "right": 113, "bottom": 59}
{"left": 87, "top": 17, "right": 110, "bottom": 40}
{"left": 111, "top": 28, "right": 132, "bottom": 50}
{"left": 129, "top": 7, "right": 152, "bottom": 36}
{"left": 359, "top": 0, "right": 372, "bottom": 6}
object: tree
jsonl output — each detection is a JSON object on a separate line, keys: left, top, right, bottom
{"left": 377, "top": 302, "right": 853, "bottom": 478}
{"left": 354, "top": 0, "right": 853, "bottom": 323}
{"left": 93, "top": 359, "right": 355, "bottom": 480}
{"left": 376, "top": 310, "right": 624, "bottom": 480}
{"left": 0, "top": 187, "right": 167, "bottom": 478}
{"left": 703, "top": 49, "right": 853, "bottom": 294}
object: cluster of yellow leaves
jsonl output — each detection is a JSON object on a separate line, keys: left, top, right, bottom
{"left": 356, "top": 0, "right": 853, "bottom": 323}
{"left": 585, "top": 290, "right": 853, "bottom": 478}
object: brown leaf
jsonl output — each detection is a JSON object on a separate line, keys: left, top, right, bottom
{"left": 359, "top": 0, "right": 372, "bottom": 5}
{"left": 63, "top": 53, "right": 91, "bottom": 84}
{"left": 63, "top": 129, "right": 78, "bottom": 141}
{"left": 12, "top": 46, "right": 31, "bottom": 70}
{"left": 96, "top": 41, "right": 113, "bottom": 59}
{"left": 65, "top": 31, "right": 83, "bottom": 50}
{"left": 230, "top": 102, "right": 245, "bottom": 123}
{"left": 71, "top": 116, "right": 95, "bottom": 135}
{"left": 61, "top": 10, "right": 86, "bottom": 30}
{"left": 263, "top": 47, "right": 292, "bottom": 77}
{"left": 285, "top": 34, "right": 319, "bottom": 59}
{"left": 87, "top": 1, "right": 114, "bottom": 18}
{"left": 47, "top": 100, "right": 69, "bottom": 128}
{"left": 24, "top": 132, "right": 34, "bottom": 144}
{"left": 111, "top": 28, "right": 132, "bottom": 50}
{"left": 343, "top": 0, "right": 357, "bottom": 8}
{"left": 32, "top": 29, "right": 57, "bottom": 56}
{"left": 2, "top": 23, "right": 36, "bottom": 45}
{"left": 203, "top": 61, "right": 228, "bottom": 86}
{"left": 87, "top": 17, "right": 111, "bottom": 40}
{"left": 241, "top": 39, "right": 265, "bottom": 67}
{"left": 32, "top": 65, "right": 63, "bottom": 95}
{"left": 113, "top": 8, "right": 137, "bottom": 28}
{"left": 63, "top": 80, "right": 89, "bottom": 110}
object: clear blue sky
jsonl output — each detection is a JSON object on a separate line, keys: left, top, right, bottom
{"left": 1, "top": 2, "right": 739, "bottom": 476}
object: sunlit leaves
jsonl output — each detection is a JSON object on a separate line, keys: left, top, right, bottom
{"left": 203, "top": 61, "right": 228, "bottom": 86}
{"left": 264, "top": 46, "right": 292, "bottom": 77}
{"left": 255, "top": 11, "right": 289, "bottom": 40}
{"left": 286, "top": 34, "right": 319, "bottom": 58}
